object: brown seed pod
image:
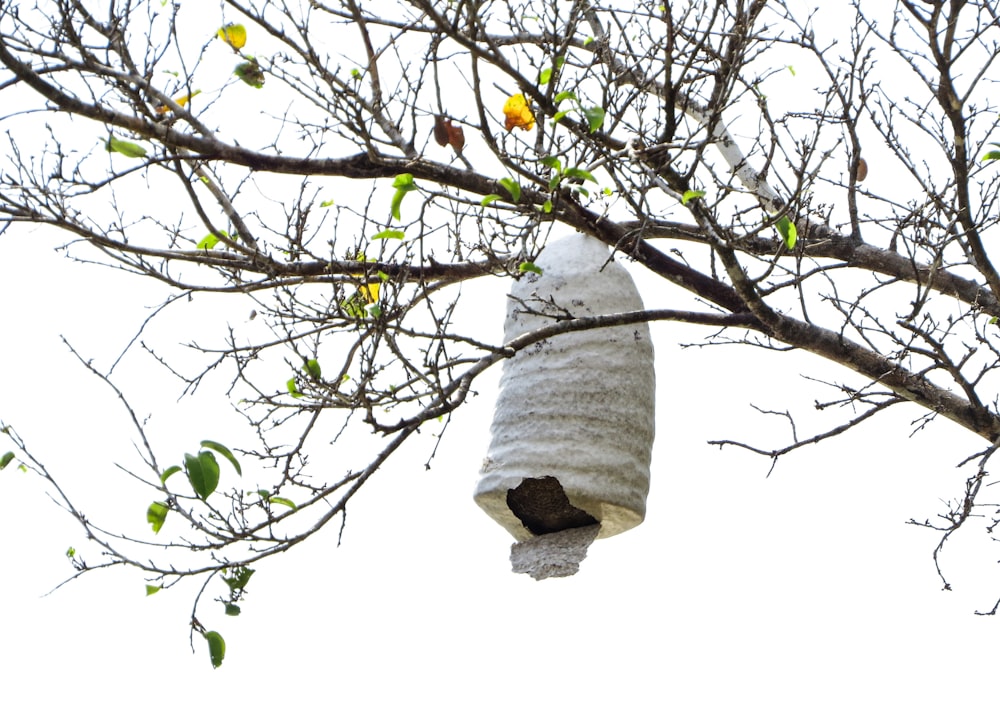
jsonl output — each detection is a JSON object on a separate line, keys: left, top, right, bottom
{"left": 856, "top": 157, "right": 868, "bottom": 183}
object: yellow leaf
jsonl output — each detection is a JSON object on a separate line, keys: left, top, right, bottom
{"left": 217, "top": 23, "right": 247, "bottom": 51}
{"left": 503, "top": 93, "right": 535, "bottom": 132}
{"left": 360, "top": 282, "right": 380, "bottom": 304}
{"left": 155, "top": 89, "right": 201, "bottom": 114}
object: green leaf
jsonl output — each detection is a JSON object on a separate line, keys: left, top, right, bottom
{"left": 519, "top": 261, "right": 543, "bottom": 276}
{"left": 371, "top": 229, "right": 406, "bottom": 240}
{"left": 554, "top": 56, "right": 565, "bottom": 69}
{"left": 776, "top": 215, "right": 797, "bottom": 250}
{"left": 303, "top": 359, "right": 322, "bottom": 381}
{"left": 787, "top": 64, "right": 796, "bottom": 76}
{"left": 551, "top": 110, "right": 570, "bottom": 123}
{"left": 145, "top": 584, "right": 161, "bottom": 596}
{"left": 66, "top": 546, "right": 76, "bottom": 558}
{"left": 584, "top": 36, "right": 594, "bottom": 46}
{"left": 320, "top": 199, "right": 335, "bottom": 207}
{"left": 160, "top": 465, "right": 182, "bottom": 484}
{"left": 499, "top": 177, "right": 521, "bottom": 202}
{"left": 200, "top": 440, "right": 242, "bottom": 477}
{"left": 583, "top": 106, "right": 605, "bottom": 132}
{"left": 548, "top": 174, "right": 562, "bottom": 190}
{"left": 554, "top": 91, "right": 577, "bottom": 104}
{"left": 223, "top": 566, "right": 255, "bottom": 591}
{"left": 234, "top": 57, "right": 265, "bottom": 88}
{"left": 286, "top": 377, "right": 303, "bottom": 398}
{"left": 204, "top": 630, "right": 226, "bottom": 669}
{"left": 225, "top": 603, "right": 242, "bottom": 616}
{"left": 390, "top": 173, "right": 417, "bottom": 221}
{"left": 185, "top": 451, "right": 220, "bottom": 501}
{"left": 563, "top": 167, "right": 597, "bottom": 183}
{"left": 982, "top": 150, "right": 1000, "bottom": 162}
{"left": 392, "top": 173, "right": 416, "bottom": 190}
{"left": 147, "top": 501, "right": 168, "bottom": 534}
{"left": 540, "top": 156, "right": 562, "bottom": 171}
{"left": 480, "top": 194, "right": 503, "bottom": 207}
{"left": 542, "top": 199, "right": 552, "bottom": 213}
{"left": 539, "top": 67, "right": 552, "bottom": 85}
{"left": 269, "top": 496, "right": 297, "bottom": 511}
{"left": 681, "top": 189, "right": 706, "bottom": 205}
{"left": 0, "top": 451, "right": 14, "bottom": 470}
{"left": 197, "top": 231, "right": 228, "bottom": 250}
{"left": 106, "top": 136, "right": 148, "bottom": 158}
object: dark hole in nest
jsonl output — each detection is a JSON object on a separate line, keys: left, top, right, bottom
{"left": 506, "top": 475, "right": 599, "bottom": 535}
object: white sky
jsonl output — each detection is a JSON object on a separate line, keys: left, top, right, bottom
{"left": 3, "top": 229, "right": 999, "bottom": 716}
{"left": 4, "top": 2, "right": 1000, "bottom": 716}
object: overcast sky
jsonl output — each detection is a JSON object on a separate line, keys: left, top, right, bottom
{"left": 4, "top": 2, "right": 1000, "bottom": 716}
{"left": 3, "top": 227, "right": 999, "bottom": 717}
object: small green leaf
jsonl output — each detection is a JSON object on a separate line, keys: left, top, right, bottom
{"left": 286, "top": 377, "right": 303, "bottom": 398}
{"left": 554, "top": 56, "right": 565, "bottom": 69}
{"left": 106, "top": 136, "right": 148, "bottom": 158}
{"left": 371, "top": 229, "right": 406, "bottom": 240}
{"left": 0, "top": 451, "right": 14, "bottom": 470}
{"left": 776, "top": 215, "right": 798, "bottom": 250}
{"left": 350, "top": 68, "right": 361, "bottom": 79}
{"left": 320, "top": 199, "right": 335, "bottom": 208}
{"left": 982, "top": 150, "right": 1000, "bottom": 162}
{"left": 204, "top": 630, "right": 226, "bottom": 669}
{"left": 185, "top": 451, "right": 220, "bottom": 501}
{"left": 539, "top": 67, "right": 552, "bottom": 85}
{"left": 392, "top": 173, "right": 416, "bottom": 190}
{"left": 269, "top": 496, "right": 297, "bottom": 511}
{"left": 991, "top": 316, "right": 999, "bottom": 325}
{"left": 542, "top": 199, "right": 552, "bottom": 213}
{"left": 225, "top": 603, "right": 241, "bottom": 616}
{"left": 554, "top": 91, "right": 577, "bottom": 104}
{"left": 787, "top": 64, "right": 796, "bottom": 76}
{"left": 223, "top": 566, "right": 255, "bottom": 591}
{"left": 551, "top": 110, "right": 570, "bottom": 123}
{"left": 681, "top": 189, "right": 706, "bottom": 205}
{"left": 563, "top": 167, "right": 597, "bottom": 183}
{"left": 146, "top": 584, "right": 161, "bottom": 596}
{"left": 584, "top": 36, "right": 594, "bottom": 46}
{"left": 197, "top": 231, "right": 228, "bottom": 250}
{"left": 390, "top": 173, "right": 417, "bottom": 221}
{"left": 480, "top": 194, "right": 503, "bottom": 206}
{"left": 160, "top": 465, "right": 182, "bottom": 484}
{"left": 200, "top": 440, "right": 242, "bottom": 477}
{"left": 303, "top": 359, "right": 322, "bottom": 381}
{"left": 519, "top": 261, "right": 543, "bottom": 276}
{"left": 583, "top": 106, "right": 605, "bottom": 132}
{"left": 499, "top": 177, "right": 521, "bottom": 202}
{"left": 234, "top": 57, "right": 265, "bottom": 88}
{"left": 540, "top": 155, "right": 562, "bottom": 171}
{"left": 147, "top": 501, "right": 169, "bottom": 534}
{"left": 66, "top": 547, "right": 76, "bottom": 558}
